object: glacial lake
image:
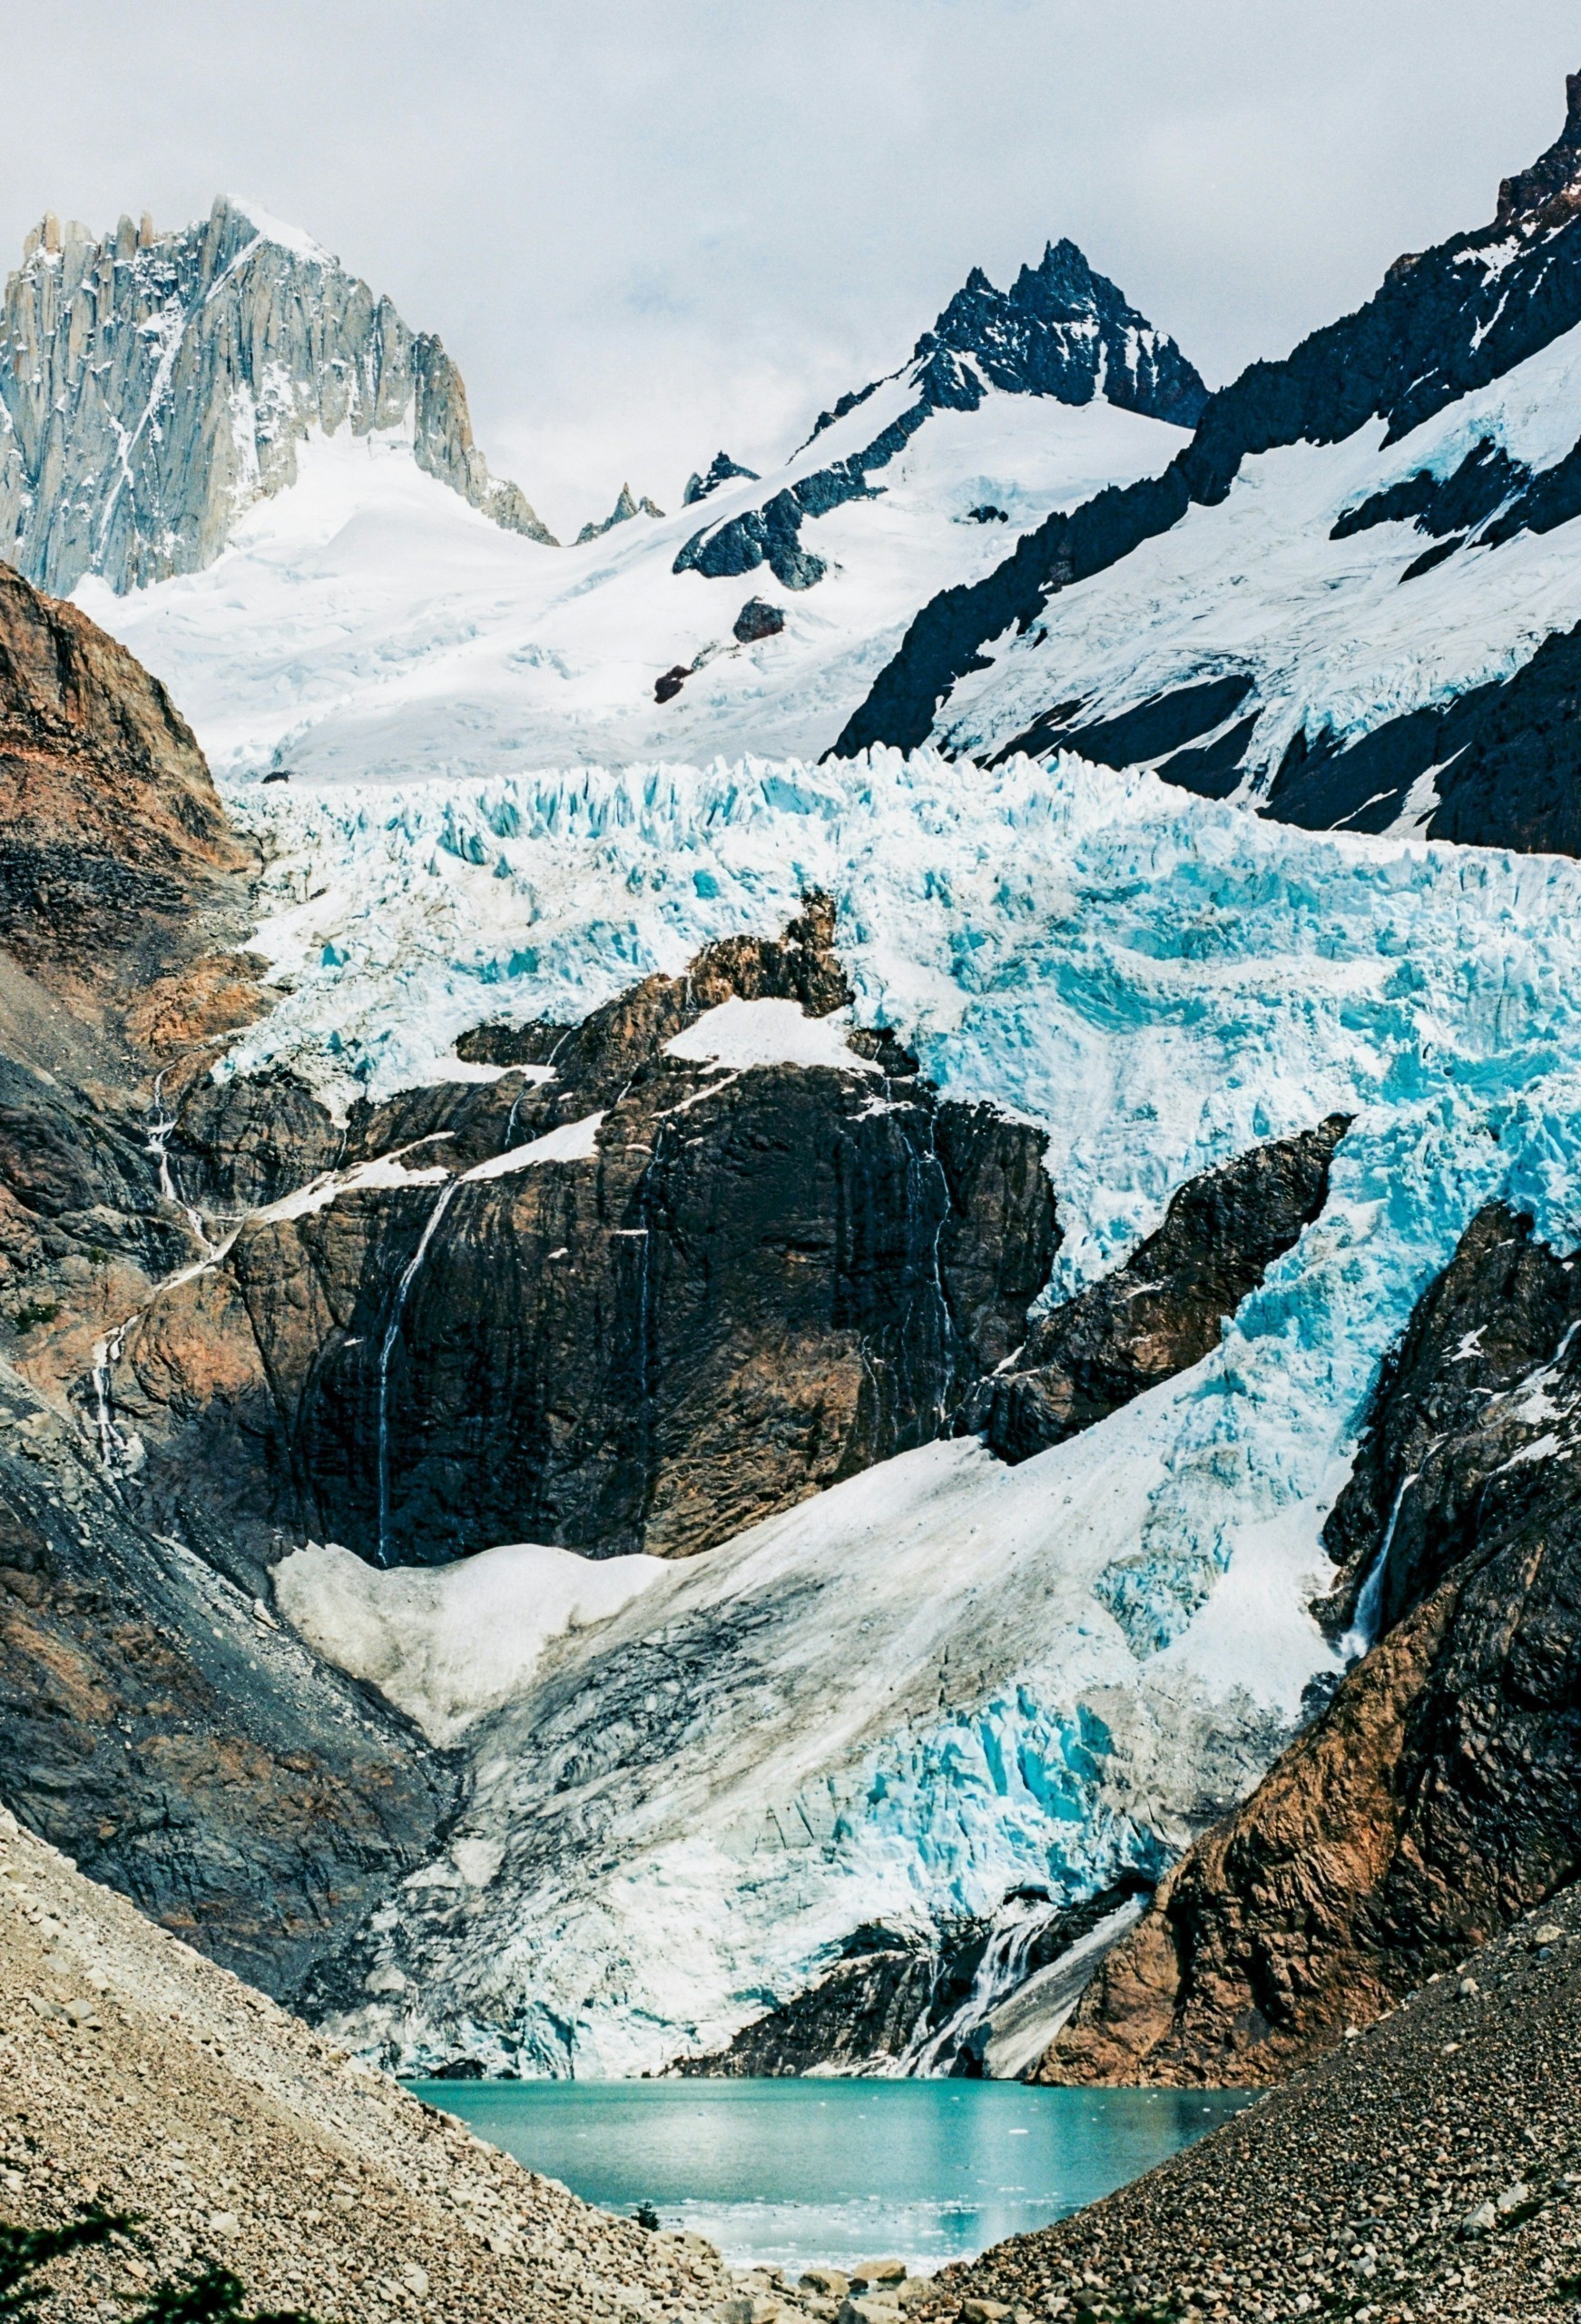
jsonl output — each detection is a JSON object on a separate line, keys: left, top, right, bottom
{"left": 408, "top": 2077, "right": 1253, "bottom": 2277}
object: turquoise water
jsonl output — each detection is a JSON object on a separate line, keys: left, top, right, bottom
{"left": 408, "top": 2078, "right": 1252, "bottom": 2276}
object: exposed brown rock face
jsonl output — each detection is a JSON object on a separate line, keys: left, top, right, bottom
{"left": 0, "top": 575, "right": 452, "bottom": 1999}
{"left": 105, "top": 900, "right": 1058, "bottom": 1566}
{"left": 1034, "top": 1200, "right": 1581, "bottom": 2085}
{"left": 967, "top": 1114, "right": 1350, "bottom": 1462}
{"left": 0, "top": 560, "right": 251, "bottom": 1011}
{"left": 0, "top": 569, "right": 267, "bottom": 1412}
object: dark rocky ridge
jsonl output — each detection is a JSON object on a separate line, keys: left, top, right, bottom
{"left": 674, "top": 241, "right": 1203, "bottom": 594}
{"left": 910, "top": 239, "right": 1207, "bottom": 426}
{"left": 1030, "top": 1198, "right": 1581, "bottom": 2087}
{"left": 964, "top": 1115, "right": 1349, "bottom": 1464}
{"left": 831, "top": 71, "right": 1581, "bottom": 862}
{"left": 105, "top": 896, "right": 1058, "bottom": 1567}
{"left": 683, "top": 450, "right": 759, "bottom": 504}
{"left": 0, "top": 1357, "right": 454, "bottom": 2000}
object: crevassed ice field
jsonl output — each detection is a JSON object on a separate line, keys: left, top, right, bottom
{"left": 245, "top": 750, "right": 1581, "bottom": 2073}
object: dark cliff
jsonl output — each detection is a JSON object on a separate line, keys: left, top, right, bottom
{"left": 103, "top": 899, "right": 1058, "bottom": 1567}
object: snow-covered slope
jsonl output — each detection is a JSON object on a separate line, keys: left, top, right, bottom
{"left": 837, "top": 74, "right": 1581, "bottom": 858}
{"left": 73, "top": 239, "right": 1198, "bottom": 775}
{"left": 937, "top": 314, "right": 1581, "bottom": 812}
{"left": 83, "top": 396, "right": 1177, "bottom": 779}
{"left": 227, "top": 749, "right": 1581, "bottom": 2073}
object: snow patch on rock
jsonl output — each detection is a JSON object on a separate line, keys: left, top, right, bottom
{"left": 664, "top": 997, "right": 879, "bottom": 1074}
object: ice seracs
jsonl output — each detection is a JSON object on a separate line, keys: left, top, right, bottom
{"left": 256, "top": 747, "right": 1581, "bottom": 2075}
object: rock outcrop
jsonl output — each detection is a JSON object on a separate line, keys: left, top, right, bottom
{"left": 0, "top": 197, "right": 555, "bottom": 596}
{"left": 574, "top": 482, "right": 665, "bottom": 543}
{"left": 0, "top": 560, "right": 250, "bottom": 1004}
{"left": 908, "top": 238, "right": 1208, "bottom": 426}
{"left": 965, "top": 1116, "right": 1349, "bottom": 1462}
{"left": 0, "top": 576, "right": 452, "bottom": 2000}
{"left": 683, "top": 450, "right": 760, "bottom": 504}
{"left": 0, "top": 1358, "right": 453, "bottom": 2000}
{"left": 1031, "top": 1200, "right": 1581, "bottom": 2085}
{"left": 0, "top": 561, "right": 267, "bottom": 1421}
{"left": 102, "top": 897, "right": 1058, "bottom": 1566}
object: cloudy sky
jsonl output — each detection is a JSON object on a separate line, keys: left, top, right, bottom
{"left": 3, "top": 3, "right": 1576, "bottom": 537}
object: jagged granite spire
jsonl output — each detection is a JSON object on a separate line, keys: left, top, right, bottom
{"left": 912, "top": 238, "right": 1208, "bottom": 426}
{"left": 0, "top": 195, "right": 557, "bottom": 596}
{"left": 574, "top": 482, "right": 665, "bottom": 544}
{"left": 1495, "top": 68, "right": 1581, "bottom": 233}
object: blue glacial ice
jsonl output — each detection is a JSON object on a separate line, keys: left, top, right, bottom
{"left": 244, "top": 751, "right": 1581, "bottom": 2073}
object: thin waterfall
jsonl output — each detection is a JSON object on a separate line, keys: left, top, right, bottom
{"left": 144, "top": 1069, "right": 218, "bottom": 1256}
{"left": 91, "top": 1323, "right": 134, "bottom": 1475}
{"left": 376, "top": 1177, "right": 461, "bottom": 1565}
{"left": 498, "top": 1028, "right": 573, "bottom": 1156}
{"left": 1340, "top": 1469, "right": 1419, "bottom": 1660}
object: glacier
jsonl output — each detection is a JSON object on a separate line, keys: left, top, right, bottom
{"left": 236, "top": 749, "right": 1581, "bottom": 2074}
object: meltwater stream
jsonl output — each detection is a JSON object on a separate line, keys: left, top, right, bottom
{"left": 410, "top": 2079, "right": 1252, "bottom": 2277}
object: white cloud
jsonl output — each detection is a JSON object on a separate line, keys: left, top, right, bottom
{"left": 3, "top": 2, "right": 1577, "bottom": 533}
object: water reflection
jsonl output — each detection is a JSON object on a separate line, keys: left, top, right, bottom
{"left": 408, "top": 2076, "right": 1252, "bottom": 2276}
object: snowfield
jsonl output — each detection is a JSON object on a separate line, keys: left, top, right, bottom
{"left": 938, "top": 316, "right": 1581, "bottom": 791}
{"left": 240, "top": 750, "right": 1581, "bottom": 2074}
{"left": 76, "top": 391, "right": 1180, "bottom": 781}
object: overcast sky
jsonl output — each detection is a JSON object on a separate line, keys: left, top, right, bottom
{"left": 4, "top": 4, "right": 1577, "bottom": 538}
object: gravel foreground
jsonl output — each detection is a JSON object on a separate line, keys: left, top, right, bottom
{"left": 0, "top": 1807, "right": 731, "bottom": 2324}
{"left": 10, "top": 1787, "right": 1581, "bottom": 2324}
{"left": 915, "top": 1886, "right": 1581, "bottom": 2324}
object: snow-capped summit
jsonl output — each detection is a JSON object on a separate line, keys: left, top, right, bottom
{"left": 0, "top": 194, "right": 555, "bottom": 596}
{"left": 673, "top": 238, "right": 1203, "bottom": 593}
{"left": 835, "top": 71, "right": 1581, "bottom": 859}
{"left": 78, "top": 234, "right": 1203, "bottom": 777}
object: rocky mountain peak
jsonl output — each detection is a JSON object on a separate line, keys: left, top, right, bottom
{"left": 683, "top": 449, "right": 760, "bottom": 505}
{"left": 574, "top": 480, "right": 665, "bottom": 544}
{"left": 911, "top": 234, "right": 1208, "bottom": 426}
{"left": 0, "top": 194, "right": 557, "bottom": 596}
{"left": 1495, "top": 66, "right": 1581, "bottom": 234}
